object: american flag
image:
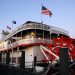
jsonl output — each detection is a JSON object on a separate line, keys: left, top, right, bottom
{"left": 12, "top": 20, "right": 16, "bottom": 24}
{"left": 7, "top": 26, "right": 11, "bottom": 30}
{"left": 41, "top": 6, "right": 52, "bottom": 17}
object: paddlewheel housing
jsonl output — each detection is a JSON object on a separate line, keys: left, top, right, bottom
{"left": 40, "top": 36, "right": 75, "bottom": 62}
{"left": 39, "top": 36, "right": 75, "bottom": 75}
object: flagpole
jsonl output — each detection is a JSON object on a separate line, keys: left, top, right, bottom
{"left": 11, "top": 21, "right": 13, "bottom": 64}
{"left": 11, "top": 20, "right": 16, "bottom": 64}
{"left": 12, "top": 23, "right": 13, "bottom": 31}
{"left": 41, "top": 1, "right": 43, "bottom": 23}
{"left": 41, "top": 2, "right": 44, "bottom": 43}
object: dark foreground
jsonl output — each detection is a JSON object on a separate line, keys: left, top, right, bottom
{"left": 0, "top": 63, "right": 38, "bottom": 75}
{"left": 0, "top": 63, "right": 75, "bottom": 75}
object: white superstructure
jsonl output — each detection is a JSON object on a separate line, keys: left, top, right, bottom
{"left": 0, "top": 21, "right": 69, "bottom": 68}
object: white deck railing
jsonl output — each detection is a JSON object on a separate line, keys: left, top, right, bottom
{"left": 7, "top": 38, "right": 50, "bottom": 50}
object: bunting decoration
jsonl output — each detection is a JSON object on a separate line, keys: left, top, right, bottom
{"left": 2, "top": 30, "right": 10, "bottom": 35}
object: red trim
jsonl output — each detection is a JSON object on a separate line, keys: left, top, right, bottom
{"left": 0, "top": 43, "right": 49, "bottom": 51}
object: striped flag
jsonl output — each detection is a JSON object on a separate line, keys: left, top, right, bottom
{"left": 7, "top": 26, "right": 11, "bottom": 30}
{"left": 41, "top": 5, "right": 52, "bottom": 17}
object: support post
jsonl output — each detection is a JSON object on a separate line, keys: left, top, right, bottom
{"left": 20, "top": 51, "right": 25, "bottom": 69}
{"left": 6, "top": 51, "right": 10, "bottom": 65}
{"left": 59, "top": 48, "right": 69, "bottom": 75}
{"left": 0, "top": 52, "right": 2, "bottom": 63}
{"left": 34, "top": 56, "right": 37, "bottom": 70}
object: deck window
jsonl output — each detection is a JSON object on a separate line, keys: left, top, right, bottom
{"left": 59, "top": 34, "right": 69, "bottom": 38}
{"left": 51, "top": 33, "right": 58, "bottom": 38}
{"left": 2, "top": 52, "right": 6, "bottom": 63}
{"left": 12, "top": 57, "right": 16, "bottom": 63}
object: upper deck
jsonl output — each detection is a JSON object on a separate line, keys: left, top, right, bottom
{"left": 0, "top": 21, "right": 69, "bottom": 52}
{"left": 0, "top": 21, "right": 69, "bottom": 42}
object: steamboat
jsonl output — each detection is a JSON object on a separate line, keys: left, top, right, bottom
{"left": 0, "top": 21, "right": 75, "bottom": 75}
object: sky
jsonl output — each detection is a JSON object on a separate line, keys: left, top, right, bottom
{"left": 0, "top": 0, "right": 75, "bottom": 38}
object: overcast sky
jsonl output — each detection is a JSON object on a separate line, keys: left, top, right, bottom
{"left": 0, "top": 0, "right": 75, "bottom": 38}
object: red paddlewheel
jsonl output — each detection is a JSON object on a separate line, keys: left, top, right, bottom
{"left": 42, "top": 36, "right": 75, "bottom": 62}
